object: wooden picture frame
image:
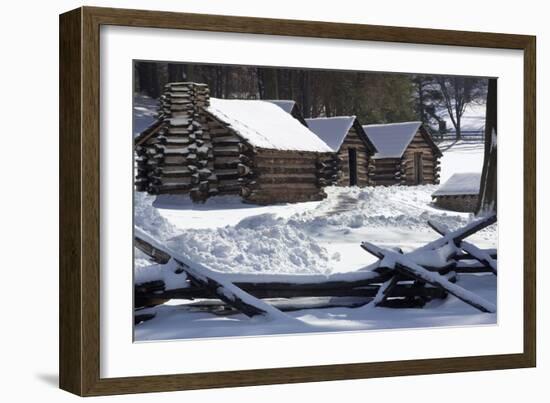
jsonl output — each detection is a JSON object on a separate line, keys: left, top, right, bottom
{"left": 59, "top": 6, "right": 536, "bottom": 396}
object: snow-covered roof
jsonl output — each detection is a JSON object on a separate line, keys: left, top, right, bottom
{"left": 305, "top": 117, "right": 357, "bottom": 152}
{"left": 432, "top": 173, "right": 481, "bottom": 197}
{"left": 265, "top": 100, "right": 296, "bottom": 114}
{"left": 363, "top": 121, "right": 422, "bottom": 159}
{"left": 205, "top": 98, "right": 332, "bottom": 153}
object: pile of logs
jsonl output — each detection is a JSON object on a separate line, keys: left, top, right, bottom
{"left": 134, "top": 215, "right": 497, "bottom": 324}
{"left": 135, "top": 82, "right": 218, "bottom": 201}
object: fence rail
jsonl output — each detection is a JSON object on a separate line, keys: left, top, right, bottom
{"left": 434, "top": 129, "right": 485, "bottom": 142}
{"left": 134, "top": 216, "right": 498, "bottom": 324}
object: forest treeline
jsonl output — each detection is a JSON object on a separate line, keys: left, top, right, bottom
{"left": 135, "top": 61, "right": 488, "bottom": 138}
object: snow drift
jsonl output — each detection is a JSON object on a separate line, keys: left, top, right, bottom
{"left": 166, "top": 213, "right": 333, "bottom": 275}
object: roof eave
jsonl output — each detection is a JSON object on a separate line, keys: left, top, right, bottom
{"left": 203, "top": 105, "right": 332, "bottom": 154}
{"left": 352, "top": 119, "right": 378, "bottom": 154}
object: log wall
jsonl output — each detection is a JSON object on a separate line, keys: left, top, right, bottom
{"left": 335, "top": 126, "right": 370, "bottom": 187}
{"left": 368, "top": 157, "right": 402, "bottom": 186}
{"left": 400, "top": 131, "right": 440, "bottom": 185}
{"left": 434, "top": 195, "right": 479, "bottom": 212}
{"left": 242, "top": 149, "right": 334, "bottom": 204}
{"left": 204, "top": 114, "right": 253, "bottom": 196}
{"left": 368, "top": 130, "right": 440, "bottom": 186}
{"left": 204, "top": 113, "right": 337, "bottom": 204}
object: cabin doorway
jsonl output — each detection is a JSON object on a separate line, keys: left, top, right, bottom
{"left": 348, "top": 148, "right": 358, "bottom": 186}
{"left": 413, "top": 152, "right": 423, "bottom": 185}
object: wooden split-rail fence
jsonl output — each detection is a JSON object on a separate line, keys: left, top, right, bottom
{"left": 134, "top": 215, "right": 497, "bottom": 324}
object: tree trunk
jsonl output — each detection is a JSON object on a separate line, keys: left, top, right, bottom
{"left": 417, "top": 80, "right": 425, "bottom": 121}
{"left": 168, "top": 64, "right": 183, "bottom": 82}
{"left": 257, "top": 68, "right": 282, "bottom": 99}
{"left": 455, "top": 114, "right": 462, "bottom": 140}
{"left": 477, "top": 78, "right": 498, "bottom": 215}
{"left": 149, "top": 63, "right": 160, "bottom": 98}
{"left": 276, "top": 70, "right": 287, "bottom": 99}
{"left": 301, "top": 71, "right": 311, "bottom": 118}
{"left": 136, "top": 62, "right": 158, "bottom": 98}
{"left": 257, "top": 68, "right": 265, "bottom": 99}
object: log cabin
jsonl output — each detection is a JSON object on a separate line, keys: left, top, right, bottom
{"left": 305, "top": 116, "right": 377, "bottom": 187}
{"left": 362, "top": 122, "right": 442, "bottom": 186}
{"left": 135, "top": 82, "right": 337, "bottom": 204}
{"left": 432, "top": 173, "right": 481, "bottom": 212}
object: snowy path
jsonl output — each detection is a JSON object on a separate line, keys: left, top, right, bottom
{"left": 321, "top": 193, "right": 360, "bottom": 216}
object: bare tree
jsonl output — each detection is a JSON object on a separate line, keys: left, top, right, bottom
{"left": 300, "top": 70, "right": 312, "bottom": 117}
{"left": 412, "top": 76, "right": 447, "bottom": 135}
{"left": 436, "top": 77, "right": 486, "bottom": 140}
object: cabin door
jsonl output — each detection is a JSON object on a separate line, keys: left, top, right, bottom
{"left": 413, "top": 152, "right": 423, "bottom": 185}
{"left": 348, "top": 148, "right": 358, "bottom": 186}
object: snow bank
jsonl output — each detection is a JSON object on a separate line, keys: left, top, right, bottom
{"left": 140, "top": 184, "right": 496, "bottom": 274}
{"left": 135, "top": 184, "right": 496, "bottom": 276}
{"left": 136, "top": 227, "right": 298, "bottom": 322}
{"left": 166, "top": 213, "right": 332, "bottom": 275}
{"left": 135, "top": 259, "right": 189, "bottom": 290}
{"left": 134, "top": 192, "right": 177, "bottom": 241}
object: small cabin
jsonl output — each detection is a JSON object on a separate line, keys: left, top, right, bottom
{"left": 306, "top": 116, "right": 377, "bottom": 187}
{"left": 135, "top": 82, "right": 337, "bottom": 204}
{"left": 363, "top": 122, "right": 442, "bottom": 186}
{"left": 432, "top": 173, "right": 481, "bottom": 212}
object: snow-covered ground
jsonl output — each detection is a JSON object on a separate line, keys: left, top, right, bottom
{"left": 438, "top": 103, "right": 486, "bottom": 133}
{"left": 133, "top": 94, "right": 495, "bottom": 342}
{"left": 136, "top": 274, "right": 495, "bottom": 340}
{"left": 438, "top": 140, "right": 485, "bottom": 183}
{"left": 138, "top": 184, "right": 495, "bottom": 276}
{"left": 134, "top": 181, "right": 496, "bottom": 341}
{"left": 133, "top": 95, "right": 158, "bottom": 137}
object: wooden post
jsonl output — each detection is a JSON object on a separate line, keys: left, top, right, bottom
{"left": 361, "top": 242, "right": 496, "bottom": 313}
{"left": 428, "top": 220, "right": 497, "bottom": 275}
